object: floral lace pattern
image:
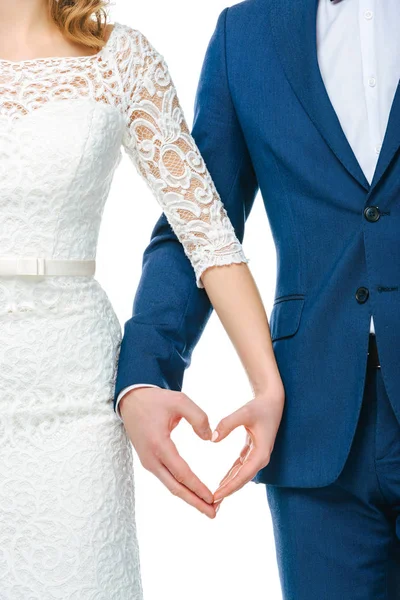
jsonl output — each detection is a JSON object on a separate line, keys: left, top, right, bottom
{"left": 0, "top": 279, "right": 143, "bottom": 600}
{"left": 120, "top": 31, "right": 247, "bottom": 285}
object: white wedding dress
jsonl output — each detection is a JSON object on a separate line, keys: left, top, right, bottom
{"left": 0, "top": 21, "right": 246, "bottom": 599}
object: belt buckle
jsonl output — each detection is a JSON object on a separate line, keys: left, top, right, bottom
{"left": 16, "top": 257, "right": 46, "bottom": 278}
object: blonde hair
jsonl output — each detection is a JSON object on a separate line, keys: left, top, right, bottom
{"left": 48, "top": 0, "right": 111, "bottom": 52}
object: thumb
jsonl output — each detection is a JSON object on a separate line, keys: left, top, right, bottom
{"left": 178, "top": 394, "right": 212, "bottom": 441}
{"left": 211, "top": 406, "right": 247, "bottom": 443}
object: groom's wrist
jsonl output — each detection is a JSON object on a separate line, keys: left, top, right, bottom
{"left": 115, "top": 384, "right": 160, "bottom": 421}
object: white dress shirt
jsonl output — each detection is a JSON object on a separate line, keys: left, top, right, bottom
{"left": 116, "top": 0, "right": 400, "bottom": 416}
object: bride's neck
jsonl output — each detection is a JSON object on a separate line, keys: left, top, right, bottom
{"left": 0, "top": 0, "right": 56, "bottom": 44}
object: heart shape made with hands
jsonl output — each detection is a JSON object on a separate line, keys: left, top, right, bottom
{"left": 173, "top": 394, "right": 283, "bottom": 508}
{"left": 122, "top": 386, "right": 283, "bottom": 515}
{"left": 173, "top": 417, "right": 254, "bottom": 507}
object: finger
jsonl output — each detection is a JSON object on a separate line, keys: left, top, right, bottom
{"left": 217, "top": 443, "right": 250, "bottom": 488}
{"left": 215, "top": 502, "right": 222, "bottom": 514}
{"left": 176, "top": 394, "right": 212, "bottom": 441}
{"left": 160, "top": 438, "right": 214, "bottom": 504}
{"left": 239, "top": 439, "right": 252, "bottom": 464}
{"left": 155, "top": 463, "right": 217, "bottom": 519}
{"left": 214, "top": 442, "right": 251, "bottom": 498}
{"left": 211, "top": 405, "right": 249, "bottom": 443}
{"left": 217, "top": 457, "right": 242, "bottom": 493}
{"left": 213, "top": 439, "right": 251, "bottom": 508}
{"left": 213, "top": 450, "right": 270, "bottom": 501}
{"left": 214, "top": 453, "right": 268, "bottom": 501}
{"left": 214, "top": 498, "right": 223, "bottom": 514}
{"left": 214, "top": 462, "right": 244, "bottom": 498}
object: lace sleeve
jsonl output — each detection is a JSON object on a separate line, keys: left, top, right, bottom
{"left": 120, "top": 32, "right": 248, "bottom": 288}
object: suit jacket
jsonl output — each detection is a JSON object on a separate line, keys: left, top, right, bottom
{"left": 114, "top": 0, "right": 400, "bottom": 488}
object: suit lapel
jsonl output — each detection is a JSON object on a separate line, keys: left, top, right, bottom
{"left": 369, "top": 83, "right": 400, "bottom": 192}
{"left": 267, "top": 0, "right": 370, "bottom": 191}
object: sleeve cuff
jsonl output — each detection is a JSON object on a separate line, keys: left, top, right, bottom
{"left": 195, "top": 248, "right": 249, "bottom": 288}
{"left": 115, "top": 384, "right": 160, "bottom": 421}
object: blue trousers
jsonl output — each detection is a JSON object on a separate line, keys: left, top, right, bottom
{"left": 266, "top": 365, "right": 400, "bottom": 599}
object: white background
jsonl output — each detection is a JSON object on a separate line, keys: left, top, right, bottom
{"left": 96, "top": 1, "right": 281, "bottom": 598}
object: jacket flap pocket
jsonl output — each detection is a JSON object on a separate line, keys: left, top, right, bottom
{"left": 269, "top": 296, "right": 305, "bottom": 342}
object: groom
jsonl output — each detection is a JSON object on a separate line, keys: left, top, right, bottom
{"left": 115, "top": 0, "right": 400, "bottom": 597}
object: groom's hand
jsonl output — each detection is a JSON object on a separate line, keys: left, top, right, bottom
{"left": 119, "top": 387, "right": 217, "bottom": 518}
{"left": 212, "top": 383, "right": 285, "bottom": 504}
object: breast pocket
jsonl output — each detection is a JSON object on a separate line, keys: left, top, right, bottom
{"left": 269, "top": 295, "right": 305, "bottom": 342}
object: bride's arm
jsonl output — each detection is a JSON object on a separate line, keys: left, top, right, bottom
{"left": 121, "top": 32, "right": 249, "bottom": 287}
{"left": 201, "top": 263, "right": 284, "bottom": 503}
{"left": 202, "top": 263, "right": 281, "bottom": 399}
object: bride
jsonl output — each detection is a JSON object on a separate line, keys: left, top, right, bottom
{"left": 0, "top": 0, "right": 285, "bottom": 597}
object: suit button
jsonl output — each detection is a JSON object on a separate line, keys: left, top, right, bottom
{"left": 356, "top": 287, "right": 369, "bottom": 304}
{"left": 364, "top": 206, "right": 380, "bottom": 222}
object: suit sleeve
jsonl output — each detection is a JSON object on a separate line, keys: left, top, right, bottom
{"left": 114, "top": 7, "right": 259, "bottom": 408}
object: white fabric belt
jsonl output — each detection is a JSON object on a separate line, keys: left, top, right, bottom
{"left": 0, "top": 257, "right": 96, "bottom": 277}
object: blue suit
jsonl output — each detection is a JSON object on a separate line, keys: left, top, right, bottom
{"left": 115, "top": 1, "right": 400, "bottom": 596}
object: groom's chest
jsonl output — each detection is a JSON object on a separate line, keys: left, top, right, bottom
{"left": 225, "top": 0, "right": 400, "bottom": 199}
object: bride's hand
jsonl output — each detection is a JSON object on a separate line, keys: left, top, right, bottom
{"left": 120, "top": 387, "right": 217, "bottom": 518}
{"left": 212, "top": 381, "right": 285, "bottom": 504}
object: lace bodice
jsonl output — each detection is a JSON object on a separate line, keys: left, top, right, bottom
{"left": 0, "top": 21, "right": 247, "bottom": 287}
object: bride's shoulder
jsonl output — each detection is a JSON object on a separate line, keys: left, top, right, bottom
{"left": 109, "top": 22, "right": 166, "bottom": 88}
{"left": 110, "top": 22, "right": 160, "bottom": 58}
